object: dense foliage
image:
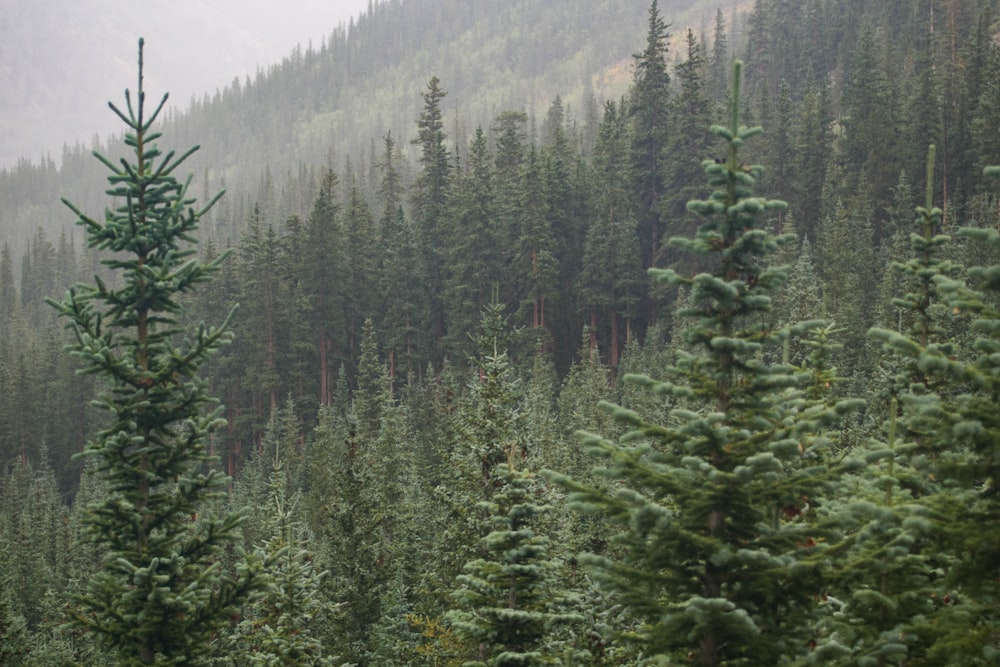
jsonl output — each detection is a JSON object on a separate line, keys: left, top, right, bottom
{"left": 1, "top": 0, "right": 1000, "bottom": 664}
{"left": 47, "top": 40, "right": 266, "bottom": 664}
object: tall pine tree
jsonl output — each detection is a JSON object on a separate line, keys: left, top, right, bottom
{"left": 546, "top": 62, "right": 859, "bottom": 666}
{"left": 48, "top": 40, "right": 264, "bottom": 664}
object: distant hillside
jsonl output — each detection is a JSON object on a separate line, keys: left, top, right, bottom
{"left": 0, "top": 0, "right": 732, "bottom": 250}
{"left": 154, "top": 0, "right": 730, "bottom": 196}
{"left": 0, "top": 0, "right": 367, "bottom": 168}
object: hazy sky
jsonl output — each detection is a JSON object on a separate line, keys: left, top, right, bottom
{"left": 0, "top": 0, "right": 373, "bottom": 167}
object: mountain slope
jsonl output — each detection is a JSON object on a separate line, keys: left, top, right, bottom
{"left": 0, "top": 0, "right": 726, "bottom": 249}
{"left": 0, "top": 0, "right": 369, "bottom": 168}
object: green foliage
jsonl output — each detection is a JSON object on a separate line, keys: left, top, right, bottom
{"left": 219, "top": 455, "right": 336, "bottom": 666}
{"left": 547, "top": 61, "right": 861, "bottom": 666}
{"left": 47, "top": 40, "right": 264, "bottom": 664}
{"left": 446, "top": 464, "right": 582, "bottom": 667}
{"left": 629, "top": 0, "right": 671, "bottom": 271}
{"left": 6, "top": 3, "right": 1000, "bottom": 665}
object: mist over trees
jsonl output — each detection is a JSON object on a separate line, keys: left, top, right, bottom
{"left": 2, "top": 0, "right": 1000, "bottom": 664}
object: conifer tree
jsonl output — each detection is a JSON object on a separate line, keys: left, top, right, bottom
{"left": 822, "top": 146, "right": 964, "bottom": 665}
{"left": 446, "top": 464, "right": 582, "bottom": 667}
{"left": 630, "top": 0, "right": 671, "bottom": 272}
{"left": 343, "top": 179, "right": 379, "bottom": 363}
{"left": 303, "top": 168, "right": 345, "bottom": 407}
{"left": 218, "top": 453, "right": 335, "bottom": 667}
{"left": 709, "top": 8, "right": 730, "bottom": 102}
{"left": 546, "top": 62, "right": 859, "bottom": 666}
{"left": 48, "top": 40, "right": 263, "bottom": 664}
{"left": 412, "top": 76, "right": 452, "bottom": 361}
{"left": 377, "top": 132, "right": 427, "bottom": 381}
{"left": 661, "top": 29, "right": 715, "bottom": 243}
{"left": 861, "top": 155, "right": 1000, "bottom": 663}
{"left": 443, "top": 127, "right": 500, "bottom": 358}
{"left": 0, "top": 570, "right": 29, "bottom": 666}
{"left": 516, "top": 143, "right": 557, "bottom": 335}
{"left": 579, "top": 99, "right": 644, "bottom": 370}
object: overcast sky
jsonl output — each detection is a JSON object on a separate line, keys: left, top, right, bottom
{"left": 0, "top": 0, "right": 373, "bottom": 167}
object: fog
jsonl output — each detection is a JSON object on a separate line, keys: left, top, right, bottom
{"left": 0, "top": 0, "right": 371, "bottom": 168}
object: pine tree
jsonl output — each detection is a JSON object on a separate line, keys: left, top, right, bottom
{"left": 411, "top": 76, "right": 452, "bottom": 363}
{"left": 377, "top": 132, "right": 427, "bottom": 381}
{"left": 443, "top": 127, "right": 500, "bottom": 359}
{"left": 579, "top": 99, "right": 644, "bottom": 371}
{"left": 446, "top": 464, "right": 582, "bottom": 667}
{"left": 218, "top": 453, "right": 336, "bottom": 667}
{"left": 709, "top": 8, "right": 730, "bottom": 102}
{"left": 842, "top": 26, "right": 901, "bottom": 211}
{"left": 516, "top": 143, "right": 557, "bottom": 335}
{"left": 0, "top": 570, "right": 29, "bottom": 666}
{"left": 47, "top": 40, "right": 264, "bottom": 664}
{"left": 790, "top": 84, "right": 833, "bottom": 244}
{"left": 236, "top": 205, "right": 284, "bottom": 425}
{"left": 862, "top": 156, "right": 1000, "bottom": 662}
{"left": 822, "top": 146, "right": 965, "bottom": 665}
{"left": 661, "top": 28, "right": 716, "bottom": 274}
{"left": 303, "top": 168, "right": 346, "bottom": 407}
{"left": 630, "top": 0, "right": 671, "bottom": 272}
{"left": 545, "top": 62, "right": 860, "bottom": 666}
{"left": 0, "top": 453, "right": 70, "bottom": 630}
{"left": 343, "top": 178, "right": 380, "bottom": 365}
{"left": 817, "top": 197, "right": 878, "bottom": 376}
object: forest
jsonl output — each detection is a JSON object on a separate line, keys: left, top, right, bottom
{"left": 1, "top": 0, "right": 1000, "bottom": 664}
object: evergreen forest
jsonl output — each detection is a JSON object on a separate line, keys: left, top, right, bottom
{"left": 2, "top": 0, "right": 1000, "bottom": 664}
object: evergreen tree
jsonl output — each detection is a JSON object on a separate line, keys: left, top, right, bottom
{"left": 443, "top": 127, "right": 501, "bottom": 359}
{"left": 515, "top": 143, "right": 557, "bottom": 335}
{"left": 546, "top": 62, "right": 860, "bottom": 666}
{"left": 772, "top": 238, "right": 823, "bottom": 364}
{"left": 303, "top": 168, "right": 346, "bottom": 407}
{"left": 630, "top": 0, "right": 671, "bottom": 272}
{"left": 492, "top": 110, "right": 530, "bottom": 301}
{"left": 306, "top": 380, "right": 383, "bottom": 664}
{"left": 377, "top": 132, "right": 427, "bottom": 381}
{"left": 858, "top": 155, "right": 1000, "bottom": 663}
{"left": 0, "top": 568, "right": 29, "bottom": 666}
{"left": 661, "top": 29, "right": 716, "bottom": 268}
{"left": 343, "top": 178, "right": 380, "bottom": 366}
{"left": 218, "top": 453, "right": 336, "bottom": 667}
{"left": 842, "top": 26, "right": 901, "bottom": 213}
{"left": 0, "top": 453, "right": 70, "bottom": 631}
{"left": 579, "top": 100, "right": 644, "bottom": 371}
{"left": 790, "top": 83, "right": 832, "bottom": 244}
{"left": 540, "top": 99, "right": 589, "bottom": 374}
{"left": 817, "top": 197, "right": 878, "bottom": 376}
{"left": 411, "top": 76, "right": 452, "bottom": 363}
{"left": 825, "top": 146, "right": 964, "bottom": 665}
{"left": 48, "top": 40, "right": 264, "bottom": 664}
{"left": 709, "top": 8, "right": 730, "bottom": 102}
{"left": 446, "top": 464, "right": 582, "bottom": 667}
{"left": 236, "top": 205, "right": 284, "bottom": 426}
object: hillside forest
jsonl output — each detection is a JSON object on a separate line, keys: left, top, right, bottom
{"left": 1, "top": 0, "right": 1000, "bottom": 664}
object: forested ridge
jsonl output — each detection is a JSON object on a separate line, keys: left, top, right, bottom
{"left": 2, "top": 0, "right": 1000, "bottom": 664}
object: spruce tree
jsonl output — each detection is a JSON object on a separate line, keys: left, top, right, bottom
{"left": 446, "top": 464, "right": 582, "bottom": 667}
{"left": 545, "top": 62, "right": 859, "bottom": 666}
{"left": 48, "top": 40, "right": 263, "bottom": 664}
{"left": 814, "top": 148, "right": 967, "bottom": 666}
{"left": 411, "top": 76, "right": 452, "bottom": 362}
{"left": 630, "top": 0, "right": 671, "bottom": 272}
{"left": 218, "top": 454, "right": 335, "bottom": 667}
{"left": 882, "top": 157, "right": 1000, "bottom": 662}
